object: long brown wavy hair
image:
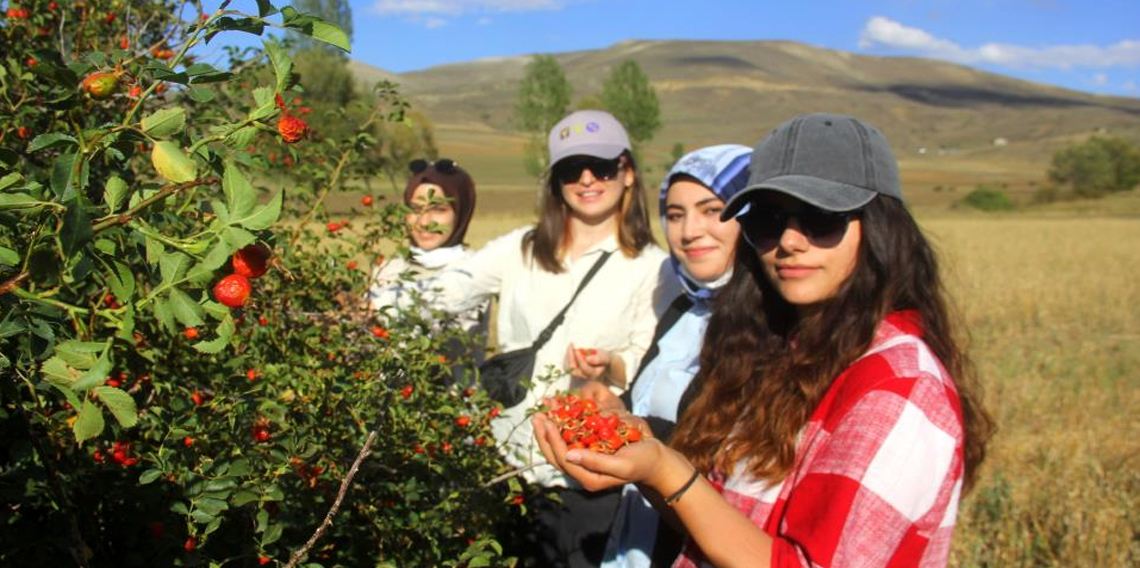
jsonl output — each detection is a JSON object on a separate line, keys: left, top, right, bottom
{"left": 670, "top": 195, "right": 994, "bottom": 491}
{"left": 522, "top": 151, "right": 655, "bottom": 273}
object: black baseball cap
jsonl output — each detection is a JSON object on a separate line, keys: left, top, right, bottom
{"left": 722, "top": 113, "right": 902, "bottom": 219}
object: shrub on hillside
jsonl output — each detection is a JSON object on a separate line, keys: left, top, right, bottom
{"left": 961, "top": 186, "right": 1015, "bottom": 211}
{"left": 1048, "top": 136, "right": 1140, "bottom": 198}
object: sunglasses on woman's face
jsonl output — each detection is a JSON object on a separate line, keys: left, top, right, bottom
{"left": 552, "top": 156, "right": 623, "bottom": 185}
{"left": 739, "top": 203, "right": 855, "bottom": 248}
{"left": 409, "top": 158, "right": 458, "bottom": 175}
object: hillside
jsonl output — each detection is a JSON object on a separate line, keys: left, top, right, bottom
{"left": 347, "top": 39, "right": 1140, "bottom": 197}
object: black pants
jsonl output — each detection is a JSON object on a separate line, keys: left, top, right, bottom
{"left": 527, "top": 485, "right": 622, "bottom": 568}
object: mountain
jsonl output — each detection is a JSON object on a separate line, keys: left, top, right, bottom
{"left": 348, "top": 40, "right": 1140, "bottom": 192}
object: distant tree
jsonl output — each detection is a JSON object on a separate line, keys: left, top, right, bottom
{"left": 1048, "top": 136, "right": 1140, "bottom": 198}
{"left": 574, "top": 94, "right": 603, "bottom": 111}
{"left": 371, "top": 110, "right": 440, "bottom": 191}
{"left": 600, "top": 60, "right": 661, "bottom": 149}
{"left": 292, "top": 47, "right": 358, "bottom": 140}
{"left": 515, "top": 55, "right": 572, "bottom": 134}
{"left": 514, "top": 55, "right": 572, "bottom": 177}
{"left": 291, "top": 0, "right": 353, "bottom": 53}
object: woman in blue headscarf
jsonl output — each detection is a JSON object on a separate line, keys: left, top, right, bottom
{"left": 573, "top": 144, "right": 752, "bottom": 568}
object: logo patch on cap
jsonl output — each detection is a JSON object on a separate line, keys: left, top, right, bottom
{"left": 586, "top": 121, "right": 600, "bottom": 133}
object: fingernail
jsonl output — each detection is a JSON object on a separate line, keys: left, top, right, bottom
{"left": 565, "top": 450, "right": 582, "bottom": 463}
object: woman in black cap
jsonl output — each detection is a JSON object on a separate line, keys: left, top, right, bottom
{"left": 534, "top": 113, "right": 993, "bottom": 568}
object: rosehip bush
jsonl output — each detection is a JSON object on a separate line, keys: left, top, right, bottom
{"left": 0, "top": 2, "right": 517, "bottom": 567}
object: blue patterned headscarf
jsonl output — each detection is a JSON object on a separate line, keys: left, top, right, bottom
{"left": 659, "top": 144, "right": 753, "bottom": 301}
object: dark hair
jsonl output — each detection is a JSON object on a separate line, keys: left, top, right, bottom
{"left": 522, "top": 151, "right": 655, "bottom": 273}
{"left": 404, "top": 163, "right": 477, "bottom": 248}
{"left": 670, "top": 195, "right": 993, "bottom": 491}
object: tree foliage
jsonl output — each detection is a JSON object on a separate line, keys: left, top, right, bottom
{"left": 1048, "top": 136, "right": 1140, "bottom": 198}
{"left": 0, "top": 2, "right": 518, "bottom": 566}
{"left": 599, "top": 60, "right": 661, "bottom": 147}
{"left": 514, "top": 55, "right": 570, "bottom": 177}
{"left": 290, "top": 0, "right": 353, "bottom": 54}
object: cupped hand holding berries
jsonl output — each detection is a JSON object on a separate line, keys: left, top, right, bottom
{"left": 533, "top": 411, "right": 692, "bottom": 495}
{"left": 575, "top": 379, "right": 626, "bottom": 413}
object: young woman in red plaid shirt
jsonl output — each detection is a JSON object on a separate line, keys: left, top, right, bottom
{"left": 534, "top": 114, "right": 993, "bottom": 568}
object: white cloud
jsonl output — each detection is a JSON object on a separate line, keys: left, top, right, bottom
{"left": 477, "top": 17, "right": 494, "bottom": 25}
{"left": 424, "top": 17, "right": 448, "bottom": 28}
{"left": 373, "top": 0, "right": 562, "bottom": 16}
{"left": 1124, "top": 80, "right": 1138, "bottom": 92}
{"left": 1093, "top": 73, "right": 1108, "bottom": 86}
{"left": 859, "top": 16, "right": 1140, "bottom": 70}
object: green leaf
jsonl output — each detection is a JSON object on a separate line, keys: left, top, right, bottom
{"left": 188, "top": 243, "right": 233, "bottom": 282}
{"left": 54, "top": 340, "right": 104, "bottom": 369}
{"left": 51, "top": 152, "right": 80, "bottom": 201}
{"left": 28, "top": 133, "right": 78, "bottom": 153}
{"left": 249, "top": 86, "right": 276, "bottom": 121}
{"left": 151, "top": 141, "right": 198, "bottom": 184}
{"left": 159, "top": 251, "right": 191, "bottom": 285}
{"left": 61, "top": 200, "right": 94, "bottom": 256}
{"left": 41, "top": 356, "right": 80, "bottom": 389}
{"left": 0, "top": 172, "right": 22, "bottom": 191}
{"left": 191, "top": 510, "right": 216, "bottom": 524}
{"left": 261, "top": 523, "right": 283, "bottom": 546}
{"left": 231, "top": 491, "right": 259, "bottom": 507}
{"left": 220, "top": 227, "right": 256, "bottom": 250}
{"left": 139, "top": 469, "right": 163, "bottom": 485}
{"left": 224, "top": 125, "right": 257, "bottom": 149}
{"left": 234, "top": 190, "right": 282, "bottom": 231}
{"left": 94, "top": 386, "right": 138, "bottom": 427}
{"left": 187, "top": 86, "right": 216, "bottom": 103}
{"left": 72, "top": 350, "right": 113, "bottom": 392}
{"left": 152, "top": 297, "right": 175, "bottom": 332}
{"left": 0, "top": 245, "right": 18, "bottom": 267}
{"left": 167, "top": 288, "right": 205, "bottom": 327}
{"left": 73, "top": 400, "right": 105, "bottom": 443}
{"left": 196, "top": 497, "right": 229, "bottom": 516}
{"left": 264, "top": 41, "right": 293, "bottom": 92}
{"left": 255, "top": 0, "right": 277, "bottom": 17}
{"left": 223, "top": 162, "right": 257, "bottom": 218}
{"left": 281, "top": 7, "right": 351, "bottom": 52}
{"left": 0, "top": 193, "right": 45, "bottom": 212}
{"left": 141, "top": 108, "right": 187, "bottom": 138}
{"left": 106, "top": 261, "right": 136, "bottom": 303}
{"left": 193, "top": 315, "right": 235, "bottom": 354}
{"left": 227, "top": 459, "right": 250, "bottom": 477}
{"left": 103, "top": 175, "right": 128, "bottom": 212}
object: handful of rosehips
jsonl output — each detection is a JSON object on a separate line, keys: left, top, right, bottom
{"left": 543, "top": 392, "right": 643, "bottom": 454}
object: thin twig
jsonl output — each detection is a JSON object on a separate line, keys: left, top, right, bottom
{"left": 481, "top": 464, "right": 540, "bottom": 489}
{"left": 283, "top": 429, "right": 378, "bottom": 568}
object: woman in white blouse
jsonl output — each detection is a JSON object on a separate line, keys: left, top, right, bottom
{"left": 372, "top": 110, "right": 673, "bottom": 567}
{"left": 367, "top": 159, "right": 489, "bottom": 376}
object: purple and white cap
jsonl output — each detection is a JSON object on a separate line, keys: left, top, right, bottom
{"left": 547, "top": 110, "right": 632, "bottom": 166}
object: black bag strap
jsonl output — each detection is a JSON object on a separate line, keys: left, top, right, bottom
{"left": 531, "top": 251, "right": 613, "bottom": 351}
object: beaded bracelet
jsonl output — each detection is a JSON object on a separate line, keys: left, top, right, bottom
{"left": 664, "top": 469, "right": 701, "bottom": 506}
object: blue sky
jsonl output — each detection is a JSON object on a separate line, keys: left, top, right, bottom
{"left": 211, "top": 0, "right": 1140, "bottom": 97}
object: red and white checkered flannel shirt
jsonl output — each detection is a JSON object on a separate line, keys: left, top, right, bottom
{"left": 674, "top": 311, "right": 965, "bottom": 568}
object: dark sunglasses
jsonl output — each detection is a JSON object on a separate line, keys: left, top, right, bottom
{"left": 552, "top": 156, "right": 623, "bottom": 185}
{"left": 409, "top": 158, "right": 458, "bottom": 175}
{"left": 739, "top": 204, "right": 855, "bottom": 248}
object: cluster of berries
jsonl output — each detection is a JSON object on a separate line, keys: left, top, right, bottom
{"left": 211, "top": 243, "right": 272, "bottom": 310}
{"left": 5, "top": 6, "right": 29, "bottom": 18}
{"left": 92, "top": 441, "right": 139, "bottom": 467}
{"left": 543, "top": 392, "right": 642, "bottom": 454}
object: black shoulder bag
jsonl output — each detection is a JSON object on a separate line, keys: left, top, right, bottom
{"left": 479, "top": 251, "right": 612, "bottom": 407}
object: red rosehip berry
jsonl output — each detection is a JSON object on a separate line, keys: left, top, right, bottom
{"left": 456, "top": 415, "right": 471, "bottom": 428}
{"left": 231, "top": 243, "right": 271, "bottom": 278}
{"left": 258, "top": 316, "right": 268, "bottom": 326}
{"left": 258, "top": 556, "right": 271, "bottom": 566}
{"left": 400, "top": 385, "right": 413, "bottom": 399}
{"left": 213, "top": 273, "right": 252, "bottom": 308}
{"left": 184, "top": 327, "right": 199, "bottom": 340}
{"left": 326, "top": 222, "right": 340, "bottom": 232}
{"left": 150, "top": 521, "right": 165, "bottom": 539}
{"left": 488, "top": 407, "right": 500, "bottom": 419}
{"left": 120, "top": 37, "right": 130, "bottom": 49}
{"left": 25, "top": 57, "right": 37, "bottom": 67}
{"left": 246, "top": 369, "right": 258, "bottom": 381}
{"left": 190, "top": 391, "right": 204, "bottom": 406}
{"left": 183, "top": 536, "right": 196, "bottom": 551}
{"left": 81, "top": 71, "right": 120, "bottom": 100}
{"left": 183, "top": 436, "right": 195, "bottom": 447}
{"left": 361, "top": 195, "right": 373, "bottom": 206}
{"left": 16, "top": 126, "right": 30, "bottom": 139}
{"left": 371, "top": 326, "right": 389, "bottom": 339}
{"left": 277, "top": 115, "right": 308, "bottom": 144}
{"left": 347, "top": 260, "right": 357, "bottom": 270}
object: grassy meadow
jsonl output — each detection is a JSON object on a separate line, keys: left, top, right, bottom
{"left": 312, "top": 138, "right": 1139, "bottom": 566}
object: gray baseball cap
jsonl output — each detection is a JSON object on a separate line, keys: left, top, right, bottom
{"left": 722, "top": 113, "right": 902, "bottom": 219}
{"left": 548, "top": 110, "right": 631, "bottom": 166}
